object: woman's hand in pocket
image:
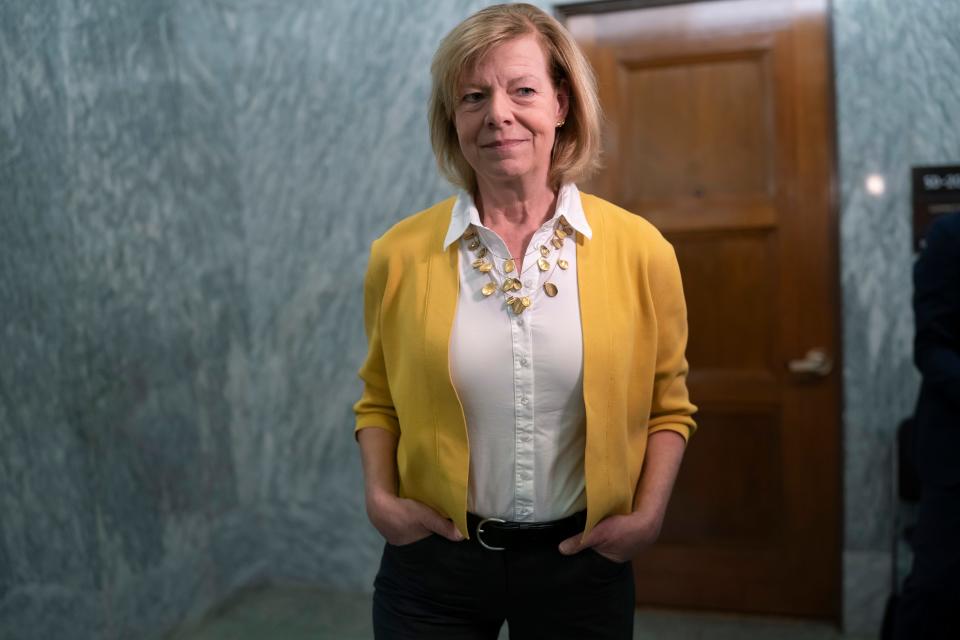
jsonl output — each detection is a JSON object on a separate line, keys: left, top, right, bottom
{"left": 557, "top": 511, "right": 662, "bottom": 563}
{"left": 366, "top": 492, "right": 464, "bottom": 546}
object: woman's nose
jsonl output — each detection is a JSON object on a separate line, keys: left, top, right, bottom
{"left": 484, "top": 91, "right": 511, "bottom": 127}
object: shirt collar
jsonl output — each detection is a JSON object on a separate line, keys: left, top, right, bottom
{"left": 442, "top": 183, "right": 593, "bottom": 250}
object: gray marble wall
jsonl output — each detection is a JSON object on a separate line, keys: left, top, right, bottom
{"left": 833, "top": 0, "right": 960, "bottom": 633}
{"left": 1, "top": 1, "right": 257, "bottom": 638}
{"left": 3, "top": 0, "right": 957, "bottom": 638}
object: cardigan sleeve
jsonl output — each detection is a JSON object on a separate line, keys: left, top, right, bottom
{"left": 353, "top": 237, "right": 401, "bottom": 437}
{"left": 646, "top": 237, "right": 698, "bottom": 441}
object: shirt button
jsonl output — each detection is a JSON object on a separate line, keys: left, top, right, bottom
{"left": 520, "top": 396, "right": 529, "bottom": 406}
{"left": 524, "top": 279, "right": 533, "bottom": 288}
{"left": 519, "top": 357, "right": 528, "bottom": 366}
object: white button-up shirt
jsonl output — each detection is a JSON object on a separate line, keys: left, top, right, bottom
{"left": 443, "top": 183, "right": 593, "bottom": 522}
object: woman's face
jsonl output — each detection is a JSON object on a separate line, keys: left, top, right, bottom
{"left": 454, "top": 34, "right": 568, "bottom": 190}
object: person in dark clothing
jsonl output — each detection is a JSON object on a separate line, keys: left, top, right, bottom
{"left": 894, "top": 212, "right": 960, "bottom": 639}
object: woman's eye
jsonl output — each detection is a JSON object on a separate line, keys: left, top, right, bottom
{"left": 462, "top": 92, "right": 484, "bottom": 104}
{"left": 517, "top": 87, "right": 536, "bottom": 97}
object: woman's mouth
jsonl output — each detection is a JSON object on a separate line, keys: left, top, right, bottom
{"left": 482, "top": 139, "right": 526, "bottom": 149}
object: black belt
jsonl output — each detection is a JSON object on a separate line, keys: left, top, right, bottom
{"left": 467, "top": 510, "right": 586, "bottom": 551}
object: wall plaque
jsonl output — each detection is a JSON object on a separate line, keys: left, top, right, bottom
{"left": 913, "top": 165, "right": 960, "bottom": 251}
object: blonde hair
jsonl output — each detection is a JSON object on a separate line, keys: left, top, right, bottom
{"left": 428, "top": 3, "right": 603, "bottom": 194}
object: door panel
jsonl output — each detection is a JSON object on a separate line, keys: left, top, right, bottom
{"left": 563, "top": 0, "right": 841, "bottom": 620}
{"left": 621, "top": 54, "right": 774, "bottom": 199}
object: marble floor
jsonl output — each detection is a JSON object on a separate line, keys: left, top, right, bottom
{"left": 166, "top": 585, "right": 874, "bottom": 640}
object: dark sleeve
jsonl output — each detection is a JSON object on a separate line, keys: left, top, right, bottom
{"left": 913, "top": 214, "right": 960, "bottom": 400}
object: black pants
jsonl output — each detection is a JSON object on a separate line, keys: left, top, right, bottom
{"left": 373, "top": 534, "right": 635, "bottom": 639}
{"left": 894, "top": 486, "right": 960, "bottom": 639}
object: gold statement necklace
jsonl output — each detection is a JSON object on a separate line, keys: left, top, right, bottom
{"left": 463, "top": 216, "right": 574, "bottom": 315}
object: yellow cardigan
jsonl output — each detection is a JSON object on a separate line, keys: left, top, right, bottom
{"left": 354, "top": 192, "right": 696, "bottom": 538}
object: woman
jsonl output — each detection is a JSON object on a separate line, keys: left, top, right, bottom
{"left": 354, "top": 4, "right": 696, "bottom": 638}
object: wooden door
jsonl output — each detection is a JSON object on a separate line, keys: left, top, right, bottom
{"left": 562, "top": 0, "right": 841, "bottom": 620}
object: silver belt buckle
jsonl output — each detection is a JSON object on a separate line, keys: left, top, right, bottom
{"left": 476, "top": 517, "right": 506, "bottom": 551}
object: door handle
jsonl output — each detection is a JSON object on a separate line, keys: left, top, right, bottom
{"left": 787, "top": 348, "right": 833, "bottom": 377}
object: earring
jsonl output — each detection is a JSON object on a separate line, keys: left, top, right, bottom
{"left": 556, "top": 120, "right": 565, "bottom": 128}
